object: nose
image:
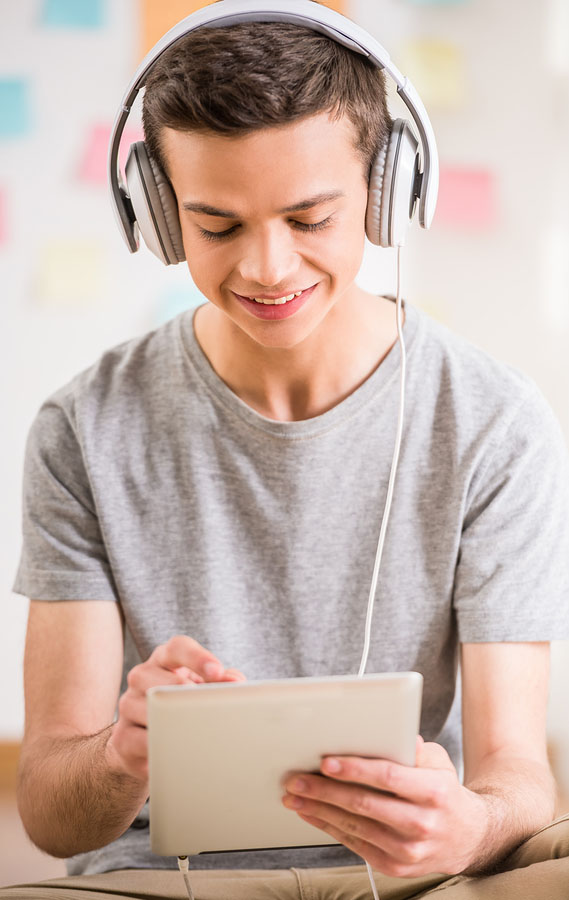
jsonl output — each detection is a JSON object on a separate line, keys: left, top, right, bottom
{"left": 237, "top": 224, "right": 299, "bottom": 289}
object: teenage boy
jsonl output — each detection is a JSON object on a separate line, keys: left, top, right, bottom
{"left": 6, "top": 15, "right": 569, "bottom": 900}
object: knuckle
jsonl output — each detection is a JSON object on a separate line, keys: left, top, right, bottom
{"left": 402, "top": 841, "right": 425, "bottom": 865}
{"left": 165, "top": 634, "right": 188, "bottom": 655}
{"left": 126, "top": 665, "right": 142, "bottom": 689}
{"left": 383, "top": 763, "right": 398, "bottom": 792}
{"left": 352, "top": 791, "right": 373, "bottom": 818}
{"left": 429, "top": 781, "right": 449, "bottom": 807}
{"left": 410, "top": 812, "right": 433, "bottom": 839}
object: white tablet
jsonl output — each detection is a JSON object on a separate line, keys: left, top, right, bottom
{"left": 147, "top": 671, "right": 423, "bottom": 857}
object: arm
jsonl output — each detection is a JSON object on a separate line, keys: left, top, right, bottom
{"left": 281, "top": 641, "right": 555, "bottom": 877}
{"left": 17, "top": 599, "right": 143, "bottom": 858}
{"left": 17, "top": 600, "right": 245, "bottom": 858}
{"left": 459, "top": 640, "right": 556, "bottom": 872}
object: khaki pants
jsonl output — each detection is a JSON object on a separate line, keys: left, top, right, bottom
{"left": 2, "top": 814, "right": 569, "bottom": 900}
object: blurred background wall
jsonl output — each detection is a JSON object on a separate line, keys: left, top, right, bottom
{"left": 1, "top": 0, "right": 568, "bottom": 873}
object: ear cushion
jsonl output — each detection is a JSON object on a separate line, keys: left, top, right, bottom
{"left": 366, "top": 119, "right": 420, "bottom": 248}
{"left": 365, "top": 143, "right": 387, "bottom": 247}
{"left": 125, "top": 141, "right": 185, "bottom": 265}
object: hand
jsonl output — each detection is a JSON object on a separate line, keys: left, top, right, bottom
{"left": 105, "top": 635, "right": 246, "bottom": 783}
{"left": 282, "top": 737, "right": 490, "bottom": 877}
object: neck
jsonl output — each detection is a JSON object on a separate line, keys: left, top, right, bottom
{"left": 193, "top": 289, "right": 403, "bottom": 422}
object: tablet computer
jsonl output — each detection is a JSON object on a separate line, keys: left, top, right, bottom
{"left": 147, "top": 671, "right": 423, "bottom": 857}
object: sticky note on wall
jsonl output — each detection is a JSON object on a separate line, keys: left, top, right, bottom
{"left": 401, "top": 40, "right": 465, "bottom": 110}
{"left": 0, "top": 80, "right": 32, "bottom": 137}
{"left": 79, "top": 124, "right": 144, "bottom": 184}
{"left": 139, "top": 0, "right": 347, "bottom": 58}
{"left": 34, "top": 240, "right": 105, "bottom": 306}
{"left": 0, "top": 189, "right": 6, "bottom": 246}
{"left": 154, "top": 284, "right": 207, "bottom": 326}
{"left": 436, "top": 167, "right": 497, "bottom": 229}
{"left": 140, "top": 0, "right": 215, "bottom": 58}
{"left": 41, "top": 0, "right": 105, "bottom": 28}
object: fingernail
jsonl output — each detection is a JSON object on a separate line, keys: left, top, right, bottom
{"left": 204, "top": 661, "right": 221, "bottom": 678}
{"left": 291, "top": 778, "right": 307, "bottom": 793}
{"left": 323, "top": 758, "right": 341, "bottom": 773}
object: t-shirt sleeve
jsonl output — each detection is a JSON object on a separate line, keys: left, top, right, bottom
{"left": 12, "top": 391, "right": 118, "bottom": 602}
{"left": 454, "top": 381, "right": 569, "bottom": 642}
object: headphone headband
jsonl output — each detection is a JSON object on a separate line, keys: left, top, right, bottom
{"left": 108, "top": 0, "right": 439, "bottom": 254}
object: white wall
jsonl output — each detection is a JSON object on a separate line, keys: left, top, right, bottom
{"left": 1, "top": 0, "right": 568, "bottom": 790}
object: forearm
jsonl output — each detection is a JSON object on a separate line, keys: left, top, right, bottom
{"left": 462, "top": 752, "right": 557, "bottom": 875}
{"left": 17, "top": 725, "right": 149, "bottom": 858}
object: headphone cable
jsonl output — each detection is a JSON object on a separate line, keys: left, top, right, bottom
{"left": 360, "top": 244, "right": 406, "bottom": 900}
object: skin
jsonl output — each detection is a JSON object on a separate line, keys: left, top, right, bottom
{"left": 18, "top": 112, "right": 556, "bottom": 871}
{"left": 161, "top": 112, "right": 402, "bottom": 422}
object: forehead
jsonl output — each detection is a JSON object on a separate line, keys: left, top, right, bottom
{"left": 161, "top": 112, "right": 362, "bottom": 210}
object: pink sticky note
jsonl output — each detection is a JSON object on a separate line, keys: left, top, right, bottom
{"left": 0, "top": 189, "right": 5, "bottom": 245}
{"left": 436, "top": 167, "right": 497, "bottom": 228}
{"left": 78, "top": 123, "right": 144, "bottom": 184}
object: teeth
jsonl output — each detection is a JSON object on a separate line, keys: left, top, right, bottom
{"left": 251, "top": 290, "right": 303, "bottom": 305}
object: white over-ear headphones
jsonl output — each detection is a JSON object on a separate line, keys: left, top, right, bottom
{"left": 107, "top": 0, "right": 439, "bottom": 265}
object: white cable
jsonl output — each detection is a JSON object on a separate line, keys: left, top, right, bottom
{"left": 359, "top": 245, "right": 406, "bottom": 900}
{"left": 358, "top": 244, "right": 406, "bottom": 679}
{"left": 178, "top": 856, "right": 196, "bottom": 900}
{"left": 366, "top": 859, "right": 381, "bottom": 900}
{"left": 176, "top": 250, "right": 406, "bottom": 900}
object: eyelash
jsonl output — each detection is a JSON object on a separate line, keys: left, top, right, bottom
{"left": 197, "top": 216, "right": 334, "bottom": 243}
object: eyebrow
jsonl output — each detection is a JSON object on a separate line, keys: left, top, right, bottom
{"left": 181, "top": 190, "right": 345, "bottom": 219}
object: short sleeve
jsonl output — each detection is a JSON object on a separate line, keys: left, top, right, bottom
{"left": 454, "top": 382, "right": 569, "bottom": 642}
{"left": 13, "top": 391, "right": 118, "bottom": 602}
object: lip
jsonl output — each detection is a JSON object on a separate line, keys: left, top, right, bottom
{"left": 232, "top": 284, "right": 318, "bottom": 321}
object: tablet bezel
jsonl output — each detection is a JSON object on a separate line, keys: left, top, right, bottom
{"left": 148, "top": 671, "right": 423, "bottom": 857}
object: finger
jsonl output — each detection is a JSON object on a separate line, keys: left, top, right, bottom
{"left": 415, "top": 741, "right": 455, "bottom": 772}
{"left": 108, "top": 721, "right": 149, "bottom": 780}
{"left": 282, "top": 774, "right": 428, "bottom": 839}
{"left": 118, "top": 691, "right": 150, "bottom": 729}
{"left": 127, "top": 661, "right": 200, "bottom": 695}
{"left": 284, "top": 793, "right": 429, "bottom": 864}
{"left": 296, "top": 812, "right": 417, "bottom": 879}
{"left": 151, "top": 635, "right": 225, "bottom": 680}
{"left": 173, "top": 666, "right": 204, "bottom": 683}
{"left": 318, "top": 756, "right": 455, "bottom": 805}
{"left": 222, "top": 668, "right": 247, "bottom": 682}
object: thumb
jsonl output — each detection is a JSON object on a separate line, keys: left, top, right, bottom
{"left": 416, "top": 736, "right": 456, "bottom": 772}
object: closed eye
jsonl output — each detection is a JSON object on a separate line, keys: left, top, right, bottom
{"left": 197, "top": 216, "right": 335, "bottom": 243}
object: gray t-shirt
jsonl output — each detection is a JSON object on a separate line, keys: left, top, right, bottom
{"left": 13, "top": 300, "right": 569, "bottom": 876}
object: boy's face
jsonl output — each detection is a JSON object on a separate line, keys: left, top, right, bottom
{"left": 162, "top": 111, "right": 369, "bottom": 350}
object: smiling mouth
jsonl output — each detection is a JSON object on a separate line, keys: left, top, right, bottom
{"left": 244, "top": 290, "right": 305, "bottom": 306}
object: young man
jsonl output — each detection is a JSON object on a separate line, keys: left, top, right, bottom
{"left": 5, "top": 13, "right": 569, "bottom": 900}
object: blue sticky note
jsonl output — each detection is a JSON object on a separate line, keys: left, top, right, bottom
{"left": 0, "top": 80, "right": 31, "bottom": 138}
{"left": 41, "top": 0, "right": 105, "bottom": 28}
{"left": 154, "top": 285, "right": 206, "bottom": 326}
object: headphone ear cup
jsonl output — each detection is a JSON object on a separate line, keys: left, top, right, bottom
{"left": 366, "top": 119, "right": 420, "bottom": 248}
{"left": 125, "top": 141, "right": 185, "bottom": 266}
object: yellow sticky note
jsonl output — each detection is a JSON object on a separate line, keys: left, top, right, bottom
{"left": 35, "top": 240, "right": 104, "bottom": 306}
{"left": 140, "top": 0, "right": 215, "bottom": 58}
{"left": 139, "top": 0, "right": 348, "bottom": 59}
{"left": 400, "top": 39, "right": 465, "bottom": 110}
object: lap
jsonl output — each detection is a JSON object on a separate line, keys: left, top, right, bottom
{"left": 2, "top": 814, "right": 568, "bottom": 900}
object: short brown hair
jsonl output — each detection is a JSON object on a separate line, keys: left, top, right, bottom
{"left": 142, "top": 19, "right": 392, "bottom": 186}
